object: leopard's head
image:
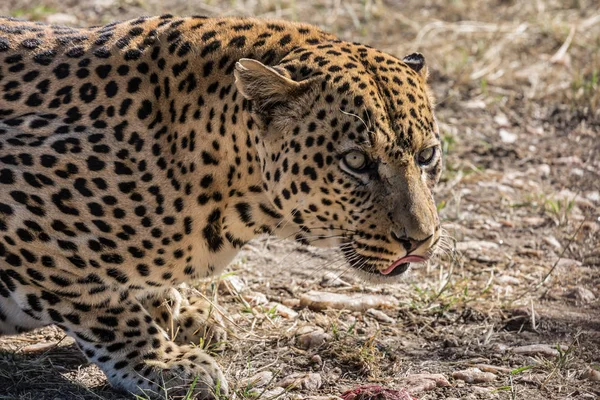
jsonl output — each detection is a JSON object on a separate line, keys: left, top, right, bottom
{"left": 235, "top": 43, "right": 441, "bottom": 280}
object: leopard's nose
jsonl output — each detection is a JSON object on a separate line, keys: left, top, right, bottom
{"left": 390, "top": 229, "right": 433, "bottom": 254}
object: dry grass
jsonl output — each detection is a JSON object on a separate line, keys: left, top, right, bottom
{"left": 0, "top": 0, "right": 599, "bottom": 399}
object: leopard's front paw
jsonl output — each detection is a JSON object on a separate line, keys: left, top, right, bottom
{"left": 143, "top": 346, "right": 228, "bottom": 399}
{"left": 176, "top": 296, "right": 227, "bottom": 347}
{"left": 141, "top": 287, "right": 228, "bottom": 348}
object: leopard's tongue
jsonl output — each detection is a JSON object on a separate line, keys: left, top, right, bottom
{"left": 380, "top": 255, "right": 427, "bottom": 275}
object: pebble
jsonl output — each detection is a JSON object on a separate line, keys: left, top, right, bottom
{"left": 525, "top": 164, "right": 551, "bottom": 178}
{"left": 452, "top": 368, "right": 497, "bottom": 383}
{"left": 455, "top": 240, "right": 499, "bottom": 251}
{"left": 243, "top": 291, "right": 268, "bottom": 306}
{"left": 239, "top": 371, "right": 273, "bottom": 388}
{"left": 399, "top": 373, "right": 450, "bottom": 392}
{"left": 565, "top": 287, "right": 596, "bottom": 303}
{"left": 92, "top": 0, "right": 117, "bottom": 7}
{"left": 277, "top": 372, "right": 322, "bottom": 390}
{"left": 311, "top": 354, "right": 323, "bottom": 365}
{"left": 493, "top": 113, "right": 509, "bottom": 126}
{"left": 537, "top": 164, "right": 551, "bottom": 177}
{"left": 45, "top": 13, "right": 78, "bottom": 25}
{"left": 581, "top": 368, "right": 600, "bottom": 381}
{"left": 218, "top": 275, "right": 245, "bottom": 294}
{"left": 299, "top": 291, "right": 396, "bottom": 312}
{"left": 320, "top": 272, "right": 351, "bottom": 287}
{"left": 471, "top": 386, "right": 495, "bottom": 394}
{"left": 521, "top": 217, "right": 547, "bottom": 227}
{"left": 554, "top": 156, "right": 582, "bottom": 165}
{"left": 555, "top": 258, "right": 582, "bottom": 268}
{"left": 282, "top": 298, "right": 301, "bottom": 308}
{"left": 470, "top": 364, "right": 511, "bottom": 374}
{"left": 296, "top": 326, "right": 332, "bottom": 349}
{"left": 496, "top": 275, "right": 520, "bottom": 285}
{"left": 586, "top": 191, "right": 600, "bottom": 203}
{"left": 267, "top": 302, "right": 298, "bottom": 319}
{"left": 492, "top": 343, "right": 508, "bottom": 353}
{"left": 366, "top": 308, "right": 396, "bottom": 323}
{"left": 543, "top": 236, "right": 562, "bottom": 250}
{"left": 512, "top": 344, "right": 568, "bottom": 357}
{"left": 499, "top": 129, "right": 517, "bottom": 143}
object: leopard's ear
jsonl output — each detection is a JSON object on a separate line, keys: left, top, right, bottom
{"left": 234, "top": 58, "right": 310, "bottom": 113}
{"left": 402, "top": 53, "right": 428, "bottom": 80}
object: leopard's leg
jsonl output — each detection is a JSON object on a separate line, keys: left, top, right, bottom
{"left": 140, "top": 285, "right": 227, "bottom": 347}
{"left": 31, "top": 293, "right": 227, "bottom": 399}
{"left": 0, "top": 287, "right": 48, "bottom": 335}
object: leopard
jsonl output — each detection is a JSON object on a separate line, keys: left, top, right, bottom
{"left": 0, "top": 14, "right": 442, "bottom": 399}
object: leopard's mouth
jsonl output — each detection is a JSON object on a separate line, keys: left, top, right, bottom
{"left": 341, "top": 246, "right": 417, "bottom": 277}
{"left": 380, "top": 255, "right": 428, "bottom": 275}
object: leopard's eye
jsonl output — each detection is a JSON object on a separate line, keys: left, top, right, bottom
{"left": 416, "top": 147, "right": 437, "bottom": 166}
{"left": 343, "top": 151, "right": 368, "bottom": 171}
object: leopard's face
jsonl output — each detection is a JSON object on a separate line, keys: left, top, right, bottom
{"left": 235, "top": 46, "right": 441, "bottom": 280}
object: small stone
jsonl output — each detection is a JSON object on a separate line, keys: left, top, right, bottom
{"left": 311, "top": 354, "right": 323, "bottom": 365}
{"left": 493, "top": 113, "right": 509, "bottom": 126}
{"left": 330, "top": 367, "right": 342, "bottom": 379}
{"left": 46, "top": 13, "right": 78, "bottom": 25}
{"left": 537, "top": 164, "right": 551, "bottom": 177}
{"left": 320, "top": 271, "right": 351, "bottom": 287}
{"left": 586, "top": 191, "right": 600, "bottom": 203}
{"left": 554, "top": 156, "right": 582, "bottom": 165}
{"left": 366, "top": 308, "right": 396, "bottom": 323}
{"left": 496, "top": 275, "right": 520, "bottom": 285}
{"left": 455, "top": 240, "right": 499, "bottom": 251}
{"left": 492, "top": 343, "right": 508, "bottom": 353}
{"left": 581, "top": 368, "right": 600, "bottom": 381}
{"left": 282, "top": 298, "right": 300, "bottom": 308}
{"left": 452, "top": 368, "right": 497, "bottom": 383}
{"left": 277, "top": 372, "right": 322, "bottom": 391}
{"left": 243, "top": 291, "right": 268, "bottom": 306}
{"left": 399, "top": 373, "right": 450, "bottom": 392}
{"left": 470, "top": 364, "right": 511, "bottom": 374}
{"left": 92, "top": 0, "right": 117, "bottom": 7}
{"left": 555, "top": 258, "right": 582, "bottom": 268}
{"left": 299, "top": 291, "right": 396, "bottom": 312}
{"left": 218, "top": 275, "right": 245, "bottom": 294}
{"left": 512, "top": 344, "right": 568, "bottom": 357}
{"left": 296, "top": 326, "right": 332, "bottom": 349}
{"left": 521, "top": 217, "right": 547, "bottom": 227}
{"left": 471, "top": 386, "right": 494, "bottom": 394}
{"left": 565, "top": 287, "right": 595, "bottom": 303}
{"left": 543, "top": 236, "right": 562, "bottom": 250}
{"left": 239, "top": 371, "right": 274, "bottom": 388}
{"left": 267, "top": 302, "right": 298, "bottom": 319}
{"left": 464, "top": 100, "right": 486, "bottom": 109}
{"left": 499, "top": 129, "right": 517, "bottom": 143}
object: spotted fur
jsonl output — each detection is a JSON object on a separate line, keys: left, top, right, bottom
{"left": 0, "top": 15, "right": 442, "bottom": 398}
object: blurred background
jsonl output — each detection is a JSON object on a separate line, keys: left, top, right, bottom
{"left": 0, "top": 1, "right": 598, "bottom": 399}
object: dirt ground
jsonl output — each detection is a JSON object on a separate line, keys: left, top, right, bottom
{"left": 0, "top": 0, "right": 598, "bottom": 399}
